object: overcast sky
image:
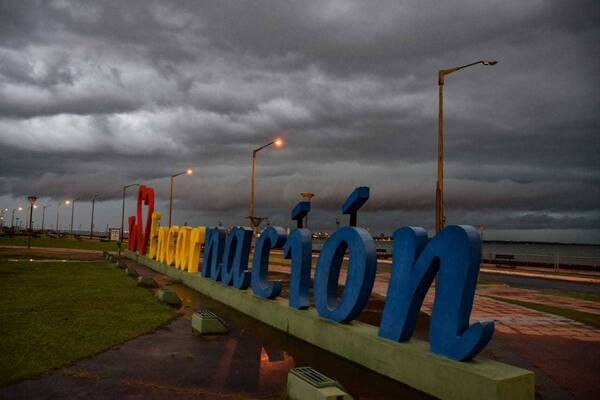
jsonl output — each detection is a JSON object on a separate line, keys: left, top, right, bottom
{"left": 0, "top": 0, "right": 598, "bottom": 243}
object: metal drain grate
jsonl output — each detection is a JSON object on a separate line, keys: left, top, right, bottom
{"left": 289, "top": 367, "right": 338, "bottom": 388}
{"left": 198, "top": 309, "right": 224, "bottom": 322}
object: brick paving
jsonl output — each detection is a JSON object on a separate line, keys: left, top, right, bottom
{"left": 269, "top": 264, "right": 600, "bottom": 343}
{"left": 477, "top": 285, "right": 600, "bottom": 315}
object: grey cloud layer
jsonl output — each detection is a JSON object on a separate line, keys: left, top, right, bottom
{"left": 0, "top": 0, "right": 598, "bottom": 237}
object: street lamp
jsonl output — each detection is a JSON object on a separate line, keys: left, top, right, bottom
{"left": 69, "top": 199, "right": 76, "bottom": 235}
{"left": 56, "top": 200, "right": 70, "bottom": 233}
{"left": 11, "top": 207, "right": 23, "bottom": 228}
{"left": 41, "top": 205, "right": 50, "bottom": 233}
{"left": 90, "top": 193, "right": 100, "bottom": 239}
{"left": 249, "top": 138, "right": 284, "bottom": 234}
{"left": 168, "top": 168, "right": 193, "bottom": 227}
{"left": 121, "top": 184, "right": 139, "bottom": 242}
{"left": 27, "top": 196, "right": 37, "bottom": 231}
{"left": 436, "top": 60, "right": 497, "bottom": 233}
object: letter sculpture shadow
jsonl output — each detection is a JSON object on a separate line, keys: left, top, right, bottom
{"left": 251, "top": 226, "right": 287, "bottom": 299}
{"left": 379, "top": 225, "right": 495, "bottom": 361}
{"left": 202, "top": 227, "right": 226, "bottom": 280}
{"left": 221, "top": 226, "right": 253, "bottom": 289}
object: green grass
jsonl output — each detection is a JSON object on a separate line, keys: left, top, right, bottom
{"left": 487, "top": 296, "right": 600, "bottom": 329}
{"left": 0, "top": 235, "right": 118, "bottom": 252}
{"left": 477, "top": 279, "right": 501, "bottom": 285}
{"left": 0, "top": 260, "right": 176, "bottom": 386}
{"left": 538, "top": 289, "right": 600, "bottom": 303}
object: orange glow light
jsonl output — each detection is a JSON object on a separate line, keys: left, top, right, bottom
{"left": 274, "top": 138, "right": 284, "bottom": 147}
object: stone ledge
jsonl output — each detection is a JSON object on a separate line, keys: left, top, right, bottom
{"left": 124, "top": 249, "right": 534, "bottom": 400}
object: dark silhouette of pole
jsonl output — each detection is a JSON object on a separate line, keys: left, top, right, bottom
{"left": 69, "top": 200, "right": 76, "bottom": 235}
{"left": 90, "top": 194, "right": 100, "bottom": 239}
{"left": 168, "top": 169, "right": 193, "bottom": 227}
{"left": 41, "top": 205, "right": 49, "bottom": 233}
{"left": 120, "top": 183, "right": 139, "bottom": 242}
{"left": 249, "top": 138, "right": 283, "bottom": 234}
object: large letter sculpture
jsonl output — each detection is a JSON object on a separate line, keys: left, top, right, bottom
{"left": 284, "top": 201, "right": 312, "bottom": 309}
{"left": 127, "top": 216, "right": 138, "bottom": 251}
{"left": 148, "top": 211, "right": 161, "bottom": 259}
{"left": 135, "top": 185, "right": 155, "bottom": 255}
{"left": 202, "top": 227, "right": 226, "bottom": 280}
{"left": 175, "top": 227, "right": 192, "bottom": 270}
{"left": 379, "top": 225, "right": 494, "bottom": 361}
{"left": 187, "top": 227, "right": 206, "bottom": 273}
{"left": 251, "top": 226, "right": 287, "bottom": 299}
{"left": 166, "top": 226, "right": 179, "bottom": 266}
{"left": 220, "top": 227, "right": 253, "bottom": 289}
{"left": 314, "top": 187, "right": 377, "bottom": 322}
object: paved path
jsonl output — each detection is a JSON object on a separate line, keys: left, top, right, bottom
{"left": 478, "top": 285, "right": 600, "bottom": 315}
{"left": 270, "top": 264, "right": 600, "bottom": 342}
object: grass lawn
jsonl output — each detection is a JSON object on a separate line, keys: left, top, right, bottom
{"left": 0, "top": 260, "right": 176, "bottom": 386}
{"left": 539, "top": 289, "right": 600, "bottom": 303}
{"left": 0, "top": 235, "right": 118, "bottom": 252}
{"left": 487, "top": 296, "right": 600, "bottom": 329}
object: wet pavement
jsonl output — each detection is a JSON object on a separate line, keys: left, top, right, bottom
{"left": 0, "top": 256, "right": 434, "bottom": 400}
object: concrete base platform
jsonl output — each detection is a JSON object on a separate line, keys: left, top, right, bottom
{"left": 124, "top": 250, "right": 534, "bottom": 400}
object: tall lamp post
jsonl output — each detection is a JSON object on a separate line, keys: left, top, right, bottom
{"left": 41, "top": 205, "right": 50, "bottom": 233}
{"left": 249, "top": 138, "right": 284, "bottom": 234}
{"left": 11, "top": 207, "right": 23, "bottom": 228}
{"left": 56, "top": 200, "right": 70, "bottom": 233}
{"left": 121, "top": 184, "right": 139, "bottom": 242}
{"left": 69, "top": 199, "right": 76, "bottom": 235}
{"left": 90, "top": 193, "right": 100, "bottom": 239}
{"left": 0, "top": 208, "right": 7, "bottom": 229}
{"left": 27, "top": 196, "right": 37, "bottom": 231}
{"left": 168, "top": 169, "right": 193, "bottom": 227}
{"left": 436, "top": 60, "right": 497, "bottom": 233}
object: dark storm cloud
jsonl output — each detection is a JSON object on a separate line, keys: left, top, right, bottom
{"left": 0, "top": 0, "right": 598, "bottom": 240}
